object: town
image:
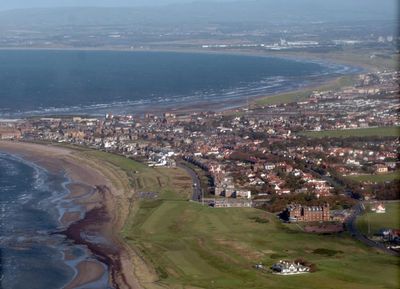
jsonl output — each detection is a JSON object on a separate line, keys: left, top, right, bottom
{"left": 1, "top": 70, "right": 398, "bottom": 237}
{"left": 0, "top": 1, "right": 398, "bottom": 288}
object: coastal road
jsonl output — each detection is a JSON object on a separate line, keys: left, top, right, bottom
{"left": 177, "top": 162, "right": 203, "bottom": 202}
{"left": 346, "top": 202, "right": 400, "bottom": 257}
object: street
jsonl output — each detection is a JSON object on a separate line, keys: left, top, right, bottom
{"left": 177, "top": 162, "right": 203, "bottom": 202}
{"left": 346, "top": 202, "right": 399, "bottom": 257}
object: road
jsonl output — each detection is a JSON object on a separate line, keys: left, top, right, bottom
{"left": 346, "top": 202, "right": 400, "bottom": 257}
{"left": 177, "top": 162, "right": 203, "bottom": 202}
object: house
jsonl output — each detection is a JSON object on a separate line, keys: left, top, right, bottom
{"left": 371, "top": 203, "right": 386, "bottom": 213}
{"left": 264, "top": 163, "right": 276, "bottom": 171}
{"left": 235, "top": 190, "right": 252, "bottom": 199}
{"left": 374, "top": 164, "right": 388, "bottom": 174}
{"left": 271, "top": 261, "right": 310, "bottom": 275}
{"left": 385, "top": 162, "right": 397, "bottom": 169}
{"left": 215, "top": 176, "right": 235, "bottom": 197}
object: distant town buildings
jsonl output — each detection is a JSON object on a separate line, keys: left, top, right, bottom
{"left": 0, "top": 69, "right": 398, "bottom": 211}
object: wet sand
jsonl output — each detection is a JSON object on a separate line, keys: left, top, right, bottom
{"left": 0, "top": 141, "right": 142, "bottom": 289}
{"left": 65, "top": 260, "right": 106, "bottom": 289}
{"left": 66, "top": 183, "right": 95, "bottom": 199}
{"left": 61, "top": 211, "right": 82, "bottom": 225}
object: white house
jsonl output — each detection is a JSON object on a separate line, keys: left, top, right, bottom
{"left": 235, "top": 190, "right": 252, "bottom": 199}
{"left": 271, "top": 261, "right": 310, "bottom": 275}
{"left": 265, "top": 163, "right": 276, "bottom": 171}
{"left": 371, "top": 203, "right": 386, "bottom": 214}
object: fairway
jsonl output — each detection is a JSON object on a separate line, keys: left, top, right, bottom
{"left": 255, "top": 89, "right": 310, "bottom": 106}
{"left": 357, "top": 202, "right": 400, "bottom": 237}
{"left": 255, "top": 75, "right": 355, "bottom": 106}
{"left": 346, "top": 171, "right": 400, "bottom": 183}
{"left": 300, "top": 126, "right": 400, "bottom": 138}
{"left": 122, "top": 191, "right": 399, "bottom": 288}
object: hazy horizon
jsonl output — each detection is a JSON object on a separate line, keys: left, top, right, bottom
{"left": 0, "top": 0, "right": 397, "bottom": 14}
{"left": 0, "top": 0, "right": 397, "bottom": 26}
{"left": 1, "top": 0, "right": 237, "bottom": 11}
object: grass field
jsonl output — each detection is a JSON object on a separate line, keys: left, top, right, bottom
{"left": 346, "top": 171, "right": 400, "bottom": 183}
{"left": 270, "top": 48, "right": 399, "bottom": 71}
{"left": 106, "top": 150, "right": 399, "bottom": 289}
{"left": 53, "top": 144, "right": 400, "bottom": 289}
{"left": 300, "top": 126, "right": 400, "bottom": 138}
{"left": 122, "top": 198, "right": 399, "bottom": 289}
{"left": 255, "top": 75, "right": 355, "bottom": 106}
{"left": 357, "top": 202, "right": 400, "bottom": 237}
{"left": 71, "top": 148, "right": 193, "bottom": 199}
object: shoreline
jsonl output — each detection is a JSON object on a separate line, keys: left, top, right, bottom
{"left": 0, "top": 47, "right": 366, "bottom": 119}
{"left": 0, "top": 48, "right": 386, "bottom": 288}
{"left": 0, "top": 141, "right": 141, "bottom": 289}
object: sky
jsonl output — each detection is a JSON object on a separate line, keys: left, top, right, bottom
{"left": 0, "top": 0, "right": 396, "bottom": 10}
{"left": 0, "top": 0, "right": 397, "bottom": 23}
{"left": 0, "top": 0, "right": 232, "bottom": 10}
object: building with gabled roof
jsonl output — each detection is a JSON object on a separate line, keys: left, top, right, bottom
{"left": 284, "top": 203, "right": 330, "bottom": 222}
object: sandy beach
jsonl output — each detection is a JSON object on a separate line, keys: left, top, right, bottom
{"left": 0, "top": 141, "right": 143, "bottom": 289}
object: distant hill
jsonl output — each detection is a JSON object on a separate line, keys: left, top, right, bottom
{"left": 0, "top": 0, "right": 396, "bottom": 27}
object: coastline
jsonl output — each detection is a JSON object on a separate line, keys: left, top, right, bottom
{"left": 0, "top": 47, "right": 365, "bottom": 118}
{"left": 0, "top": 48, "right": 387, "bottom": 288}
{"left": 0, "top": 141, "right": 142, "bottom": 289}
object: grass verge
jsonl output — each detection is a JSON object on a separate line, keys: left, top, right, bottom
{"left": 300, "top": 126, "right": 400, "bottom": 138}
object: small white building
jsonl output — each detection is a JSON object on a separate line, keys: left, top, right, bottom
{"left": 371, "top": 203, "right": 386, "bottom": 214}
{"left": 271, "top": 261, "right": 310, "bottom": 275}
{"left": 235, "top": 190, "right": 252, "bottom": 199}
{"left": 265, "top": 163, "right": 276, "bottom": 171}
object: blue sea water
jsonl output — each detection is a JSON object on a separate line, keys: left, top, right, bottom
{"left": 0, "top": 50, "right": 358, "bottom": 117}
{"left": 0, "top": 153, "right": 109, "bottom": 289}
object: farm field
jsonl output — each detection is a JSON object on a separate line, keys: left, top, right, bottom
{"left": 357, "top": 201, "right": 400, "bottom": 237}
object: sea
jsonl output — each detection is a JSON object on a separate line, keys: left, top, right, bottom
{"left": 0, "top": 50, "right": 359, "bottom": 288}
{"left": 0, "top": 50, "right": 360, "bottom": 118}
{"left": 0, "top": 153, "right": 111, "bottom": 289}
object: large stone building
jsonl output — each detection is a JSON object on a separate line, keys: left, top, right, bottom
{"left": 285, "top": 203, "right": 330, "bottom": 222}
{"left": 215, "top": 176, "right": 235, "bottom": 197}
